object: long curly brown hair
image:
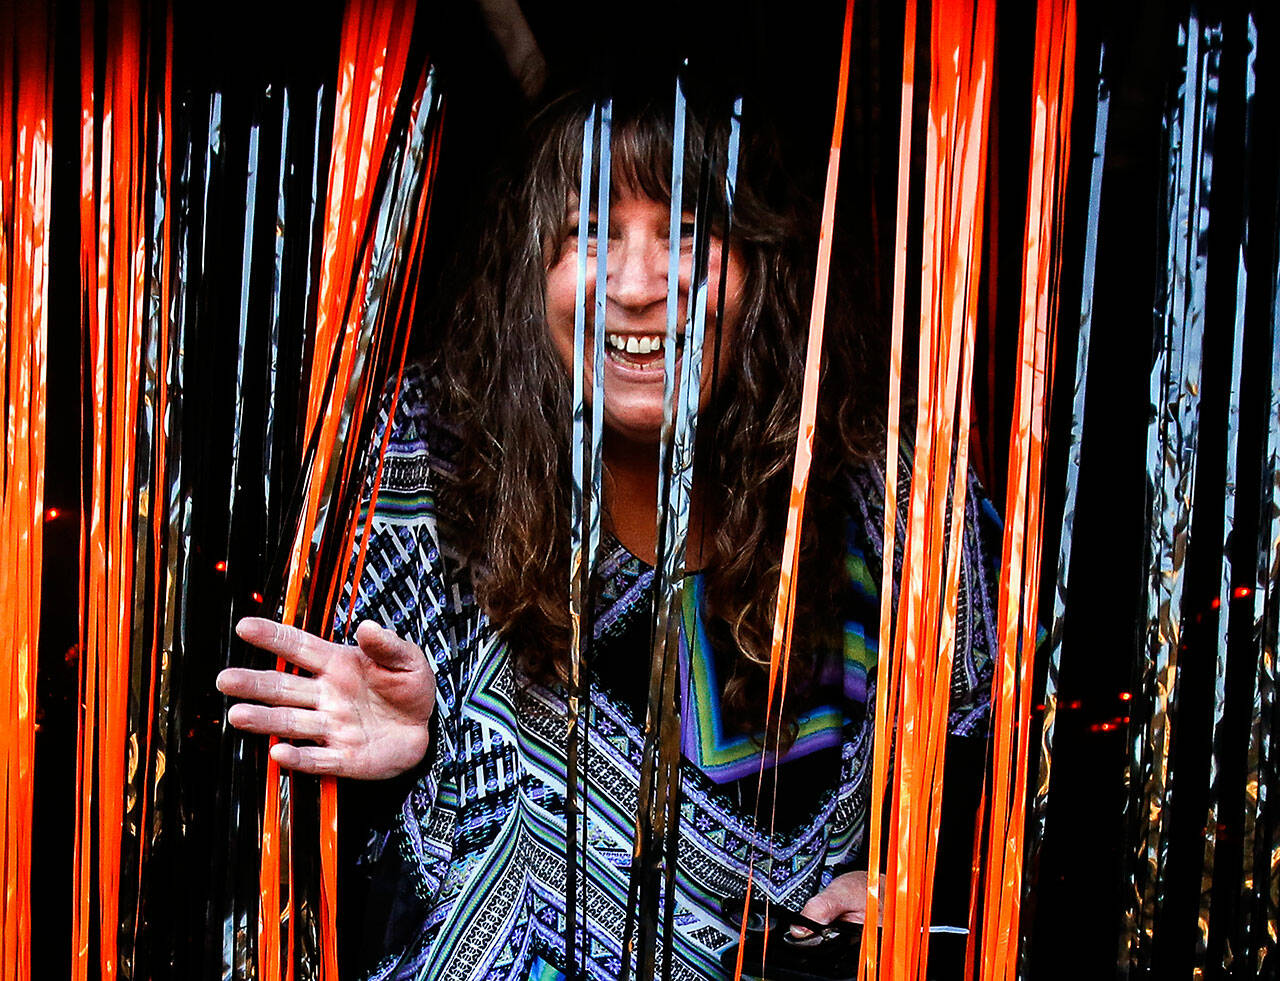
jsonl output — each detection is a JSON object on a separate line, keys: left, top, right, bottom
{"left": 436, "top": 85, "right": 885, "bottom": 731}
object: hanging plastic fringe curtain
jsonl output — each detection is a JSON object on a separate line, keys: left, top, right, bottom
{"left": 0, "top": 5, "right": 53, "bottom": 981}
{"left": 976, "top": 2, "right": 1074, "bottom": 979}
{"left": 1007, "top": 0, "right": 1280, "bottom": 973}
{"left": 1122, "top": 12, "right": 1223, "bottom": 968}
{"left": 1097, "top": 4, "right": 1280, "bottom": 974}
{"left": 8, "top": 0, "right": 1280, "bottom": 976}
{"left": 855, "top": 0, "right": 1076, "bottom": 978}
{"left": 256, "top": 0, "right": 437, "bottom": 976}
{"left": 861, "top": 0, "right": 998, "bottom": 978}
{"left": 67, "top": 0, "right": 440, "bottom": 977}
{"left": 73, "top": 3, "right": 174, "bottom": 978}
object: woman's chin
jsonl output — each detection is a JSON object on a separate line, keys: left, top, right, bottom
{"left": 601, "top": 406, "right": 668, "bottom": 449}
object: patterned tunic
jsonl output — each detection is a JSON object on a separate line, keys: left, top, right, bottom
{"left": 342, "top": 364, "right": 1001, "bottom": 981}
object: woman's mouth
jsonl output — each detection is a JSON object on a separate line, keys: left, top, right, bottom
{"left": 605, "top": 332, "right": 678, "bottom": 371}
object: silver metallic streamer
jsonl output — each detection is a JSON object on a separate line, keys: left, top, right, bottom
{"left": 227, "top": 93, "right": 262, "bottom": 978}
{"left": 263, "top": 90, "right": 290, "bottom": 536}
{"left": 1243, "top": 60, "right": 1280, "bottom": 973}
{"left": 565, "top": 97, "right": 609, "bottom": 980}
{"left": 1023, "top": 43, "right": 1109, "bottom": 981}
{"left": 120, "top": 63, "right": 171, "bottom": 975}
{"left": 1125, "top": 11, "right": 1221, "bottom": 972}
{"left": 1195, "top": 13, "right": 1255, "bottom": 977}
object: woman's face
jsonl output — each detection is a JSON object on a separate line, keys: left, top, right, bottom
{"left": 544, "top": 190, "right": 745, "bottom": 446}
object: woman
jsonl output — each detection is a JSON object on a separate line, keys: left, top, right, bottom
{"left": 218, "top": 87, "right": 1000, "bottom": 980}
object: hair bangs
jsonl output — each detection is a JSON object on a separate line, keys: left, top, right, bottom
{"left": 533, "top": 92, "right": 736, "bottom": 238}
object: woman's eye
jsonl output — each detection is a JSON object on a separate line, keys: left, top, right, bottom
{"left": 679, "top": 220, "right": 697, "bottom": 239}
{"left": 563, "top": 219, "right": 598, "bottom": 240}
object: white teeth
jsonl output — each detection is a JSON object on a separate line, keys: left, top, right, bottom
{"left": 606, "top": 333, "right": 664, "bottom": 354}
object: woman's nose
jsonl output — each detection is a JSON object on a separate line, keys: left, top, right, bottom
{"left": 605, "top": 236, "right": 670, "bottom": 312}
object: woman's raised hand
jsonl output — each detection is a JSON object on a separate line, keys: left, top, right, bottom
{"left": 216, "top": 617, "right": 435, "bottom": 781}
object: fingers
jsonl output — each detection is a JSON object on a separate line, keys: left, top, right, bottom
{"left": 269, "top": 742, "right": 347, "bottom": 776}
{"left": 354, "top": 619, "right": 426, "bottom": 672}
{"left": 235, "top": 617, "right": 332, "bottom": 673}
{"left": 216, "top": 667, "right": 319, "bottom": 708}
{"left": 795, "top": 872, "right": 869, "bottom": 936}
{"left": 226, "top": 703, "right": 329, "bottom": 741}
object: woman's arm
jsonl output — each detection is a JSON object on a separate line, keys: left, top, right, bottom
{"left": 216, "top": 616, "right": 436, "bottom": 780}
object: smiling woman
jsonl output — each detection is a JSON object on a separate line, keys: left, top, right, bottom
{"left": 217, "top": 84, "right": 1002, "bottom": 980}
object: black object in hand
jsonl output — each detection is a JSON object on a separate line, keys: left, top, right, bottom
{"left": 718, "top": 896, "right": 862, "bottom": 981}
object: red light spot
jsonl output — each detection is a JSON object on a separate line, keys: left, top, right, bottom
{"left": 1100, "top": 722, "right": 1115, "bottom": 732}
{"left": 251, "top": 592, "right": 264, "bottom": 603}
{"left": 214, "top": 561, "right": 227, "bottom": 572}
{"left": 1034, "top": 704, "right": 1045, "bottom": 712}
{"left": 1119, "top": 692, "right": 1132, "bottom": 702}
{"left": 1210, "top": 597, "right": 1221, "bottom": 609}
{"left": 1122, "top": 717, "right": 1131, "bottom": 724}
{"left": 1234, "top": 586, "right": 1252, "bottom": 600}
{"left": 1067, "top": 700, "right": 1082, "bottom": 710}
{"left": 44, "top": 507, "right": 60, "bottom": 521}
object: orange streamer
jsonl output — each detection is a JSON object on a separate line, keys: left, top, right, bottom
{"left": 0, "top": 5, "right": 53, "bottom": 980}
{"left": 72, "top": 4, "right": 172, "bottom": 980}
{"left": 863, "top": 1, "right": 996, "bottom": 978}
{"left": 859, "top": 0, "right": 916, "bottom": 976}
{"left": 976, "top": 2, "right": 1075, "bottom": 978}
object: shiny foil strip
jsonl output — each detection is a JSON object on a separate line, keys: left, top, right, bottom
{"left": 0, "top": 5, "right": 53, "bottom": 981}
{"left": 1195, "top": 12, "right": 1257, "bottom": 977}
{"left": 619, "top": 75, "right": 742, "bottom": 981}
{"left": 57, "top": 1, "right": 438, "bottom": 975}
{"left": 1124, "top": 11, "right": 1222, "bottom": 972}
{"left": 730, "top": 4, "right": 857, "bottom": 978}
{"left": 861, "top": 3, "right": 917, "bottom": 973}
{"left": 1243, "top": 37, "right": 1280, "bottom": 970}
{"left": 861, "top": 0, "right": 997, "bottom": 976}
{"left": 564, "top": 98, "right": 606, "bottom": 980}
{"left": 981, "top": 3, "right": 1075, "bottom": 978}
{"left": 73, "top": 4, "right": 174, "bottom": 979}
{"left": 1024, "top": 37, "right": 1108, "bottom": 976}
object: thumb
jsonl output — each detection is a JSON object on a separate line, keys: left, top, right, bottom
{"left": 353, "top": 620, "right": 425, "bottom": 671}
{"left": 799, "top": 890, "right": 848, "bottom": 928}
{"left": 799, "top": 871, "right": 868, "bottom": 930}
